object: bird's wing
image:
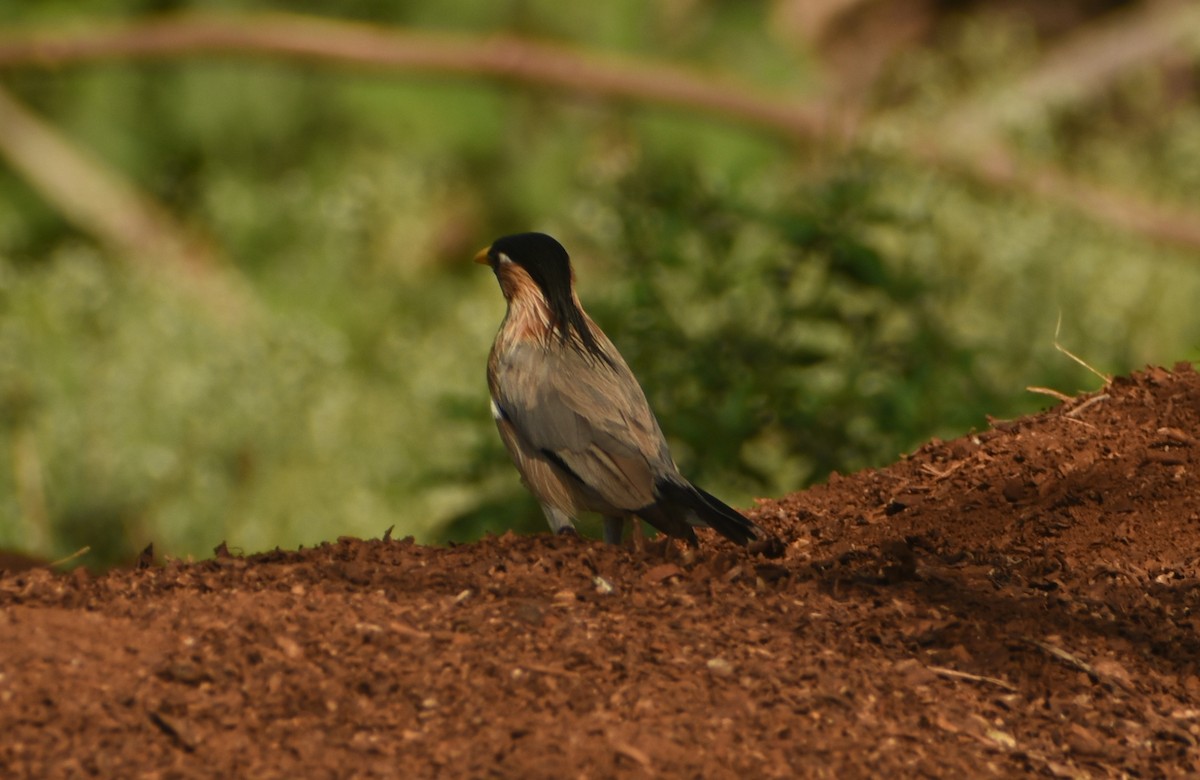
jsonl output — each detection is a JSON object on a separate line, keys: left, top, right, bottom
{"left": 491, "top": 340, "right": 670, "bottom": 511}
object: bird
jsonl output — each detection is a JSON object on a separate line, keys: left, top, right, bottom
{"left": 476, "top": 231, "right": 765, "bottom": 548}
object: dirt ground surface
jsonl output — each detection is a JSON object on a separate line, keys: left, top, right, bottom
{"left": 2, "top": 364, "right": 1199, "bottom": 778}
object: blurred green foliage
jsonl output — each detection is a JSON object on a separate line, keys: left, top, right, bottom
{"left": 1, "top": 2, "right": 1198, "bottom": 565}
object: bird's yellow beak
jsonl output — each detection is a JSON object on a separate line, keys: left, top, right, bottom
{"left": 473, "top": 246, "right": 492, "bottom": 266}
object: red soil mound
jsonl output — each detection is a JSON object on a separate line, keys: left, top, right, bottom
{"left": 2, "top": 364, "right": 1198, "bottom": 778}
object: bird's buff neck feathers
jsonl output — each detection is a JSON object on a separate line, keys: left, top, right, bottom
{"left": 497, "top": 264, "right": 613, "bottom": 365}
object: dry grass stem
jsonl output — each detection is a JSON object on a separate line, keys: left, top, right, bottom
{"left": 47, "top": 546, "right": 92, "bottom": 568}
{"left": 1054, "top": 313, "right": 1111, "bottom": 386}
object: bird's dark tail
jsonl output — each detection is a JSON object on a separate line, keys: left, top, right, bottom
{"left": 637, "top": 478, "right": 763, "bottom": 547}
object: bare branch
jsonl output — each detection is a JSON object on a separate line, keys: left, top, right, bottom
{"left": 0, "top": 13, "right": 1198, "bottom": 253}
{"left": 926, "top": 664, "right": 1018, "bottom": 692}
{"left": 0, "top": 85, "right": 216, "bottom": 271}
{"left": 0, "top": 13, "right": 829, "bottom": 140}
{"left": 943, "top": 1, "right": 1200, "bottom": 147}
{"left": 0, "top": 85, "right": 252, "bottom": 321}
{"left": 905, "top": 137, "right": 1200, "bottom": 251}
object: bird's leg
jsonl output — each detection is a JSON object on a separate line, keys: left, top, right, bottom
{"left": 631, "top": 517, "right": 645, "bottom": 554}
{"left": 602, "top": 516, "right": 624, "bottom": 545}
{"left": 541, "top": 505, "right": 577, "bottom": 536}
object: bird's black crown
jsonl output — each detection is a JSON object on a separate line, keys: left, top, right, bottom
{"left": 489, "top": 233, "right": 573, "bottom": 302}
{"left": 487, "top": 232, "right": 612, "bottom": 366}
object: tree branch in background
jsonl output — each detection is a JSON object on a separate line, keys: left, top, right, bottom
{"left": 927, "top": 0, "right": 1200, "bottom": 251}
{"left": 0, "top": 12, "right": 1198, "bottom": 253}
{"left": 0, "top": 85, "right": 216, "bottom": 271}
{"left": 0, "top": 86, "right": 252, "bottom": 320}
{"left": 923, "top": 142, "right": 1200, "bottom": 252}
{"left": 941, "top": 0, "right": 1200, "bottom": 148}
{"left": 0, "top": 13, "right": 829, "bottom": 140}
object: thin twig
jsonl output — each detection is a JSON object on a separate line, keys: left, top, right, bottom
{"left": 1024, "top": 637, "right": 1097, "bottom": 679}
{"left": 918, "top": 462, "right": 963, "bottom": 481}
{"left": 1065, "top": 393, "right": 1109, "bottom": 418}
{"left": 927, "top": 664, "right": 1018, "bottom": 692}
{"left": 1157, "top": 427, "right": 1199, "bottom": 446}
{"left": 517, "top": 663, "right": 578, "bottom": 678}
{"left": 1026, "top": 386, "right": 1074, "bottom": 402}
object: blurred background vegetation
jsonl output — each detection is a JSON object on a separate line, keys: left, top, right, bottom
{"left": 0, "top": 0, "right": 1197, "bottom": 566}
